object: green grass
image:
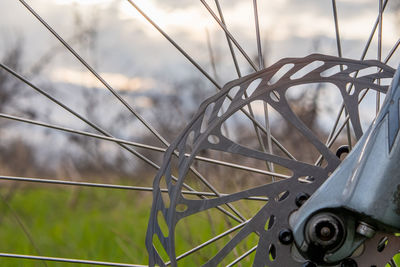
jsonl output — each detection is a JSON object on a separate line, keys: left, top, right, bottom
{"left": 0, "top": 186, "right": 257, "bottom": 266}
{"left": 0, "top": 186, "right": 398, "bottom": 266}
{"left": 0, "top": 186, "right": 151, "bottom": 266}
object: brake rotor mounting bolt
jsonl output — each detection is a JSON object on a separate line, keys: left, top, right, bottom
{"left": 295, "top": 192, "right": 310, "bottom": 207}
{"left": 356, "top": 221, "right": 375, "bottom": 238}
{"left": 340, "top": 258, "right": 357, "bottom": 267}
{"left": 278, "top": 229, "right": 293, "bottom": 245}
{"left": 302, "top": 261, "right": 317, "bottom": 267}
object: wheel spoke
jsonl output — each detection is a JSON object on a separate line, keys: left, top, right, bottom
{"left": 165, "top": 220, "right": 249, "bottom": 265}
{"left": 324, "top": 0, "right": 390, "bottom": 145}
{"left": 320, "top": 40, "right": 400, "bottom": 158}
{"left": 18, "top": 0, "right": 170, "bottom": 148}
{"left": 226, "top": 245, "right": 257, "bottom": 267}
{"left": 0, "top": 175, "right": 267, "bottom": 201}
{"left": 205, "top": 28, "right": 219, "bottom": 83}
{"left": 253, "top": 0, "right": 264, "bottom": 70}
{"left": 0, "top": 62, "right": 245, "bottom": 223}
{"left": 0, "top": 113, "right": 288, "bottom": 180}
{"left": 213, "top": 0, "right": 280, "bottom": 173}
{"left": 126, "top": 0, "right": 220, "bottom": 89}
{"left": 125, "top": 1, "right": 295, "bottom": 161}
{"left": 0, "top": 63, "right": 161, "bottom": 171}
{"left": 2, "top": 1, "right": 399, "bottom": 265}
{"left": 252, "top": 0, "right": 276, "bottom": 178}
{"left": 214, "top": 0, "right": 241, "bottom": 77}
{"left": 376, "top": 0, "right": 383, "bottom": 114}
{"left": 390, "top": 259, "right": 399, "bottom": 267}
{"left": 200, "top": 0, "right": 258, "bottom": 72}
{"left": 0, "top": 253, "right": 146, "bottom": 267}
{"left": 0, "top": 113, "right": 163, "bottom": 153}
{"left": 331, "top": 0, "right": 353, "bottom": 150}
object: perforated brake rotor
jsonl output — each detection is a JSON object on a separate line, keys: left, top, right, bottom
{"left": 146, "top": 54, "right": 399, "bottom": 266}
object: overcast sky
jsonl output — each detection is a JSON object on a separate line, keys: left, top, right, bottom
{"left": 0, "top": 0, "right": 399, "bottom": 166}
{"left": 1, "top": 0, "right": 399, "bottom": 93}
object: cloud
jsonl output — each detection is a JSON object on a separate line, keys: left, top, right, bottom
{"left": 51, "top": 68, "right": 156, "bottom": 91}
{"left": 1, "top": 0, "right": 398, "bottom": 89}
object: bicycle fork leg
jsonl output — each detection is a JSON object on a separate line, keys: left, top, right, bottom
{"left": 289, "top": 64, "right": 400, "bottom": 264}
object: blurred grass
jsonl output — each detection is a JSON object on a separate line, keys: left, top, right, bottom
{"left": 0, "top": 186, "right": 151, "bottom": 266}
{"left": 0, "top": 186, "right": 398, "bottom": 266}
{"left": 0, "top": 185, "right": 257, "bottom": 266}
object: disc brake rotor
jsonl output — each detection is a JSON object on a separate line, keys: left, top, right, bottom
{"left": 146, "top": 54, "right": 398, "bottom": 266}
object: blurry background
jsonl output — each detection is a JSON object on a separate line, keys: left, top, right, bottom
{"left": 0, "top": 0, "right": 399, "bottom": 266}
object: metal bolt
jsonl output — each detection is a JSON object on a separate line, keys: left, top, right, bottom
{"left": 302, "top": 261, "right": 317, "bottom": 267}
{"left": 307, "top": 213, "right": 344, "bottom": 249}
{"left": 278, "top": 229, "right": 293, "bottom": 245}
{"left": 320, "top": 226, "right": 331, "bottom": 238}
{"left": 356, "top": 221, "right": 375, "bottom": 238}
{"left": 295, "top": 192, "right": 310, "bottom": 207}
{"left": 340, "top": 258, "right": 358, "bottom": 267}
{"left": 336, "top": 145, "right": 350, "bottom": 158}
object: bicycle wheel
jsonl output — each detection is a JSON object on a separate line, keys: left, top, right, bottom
{"left": 0, "top": 0, "right": 399, "bottom": 266}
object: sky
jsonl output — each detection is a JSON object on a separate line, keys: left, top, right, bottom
{"left": 0, "top": 0, "right": 399, "bottom": 168}
{"left": 0, "top": 0, "right": 399, "bottom": 125}
{"left": 1, "top": 0, "right": 399, "bottom": 92}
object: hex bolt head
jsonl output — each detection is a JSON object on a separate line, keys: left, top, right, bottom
{"left": 278, "top": 229, "right": 293, "bottom": 245}
{"left": 340, "top": 258, "right": 357, "bottom": 267}
{"left": 295, "top": 193, "right": 310, "bottom": 207}
{"left": 302, "top": 261, "right": 317, "bottom": 267}
{"left": 356, "top": 221, "right": 375, "bottom": 238}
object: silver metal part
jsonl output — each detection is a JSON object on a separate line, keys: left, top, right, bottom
{"left": 356, "top": 222, "right": 376, "bottom": 238}
{"left": 146, "top": 54, "right": 396, "bottom": 266}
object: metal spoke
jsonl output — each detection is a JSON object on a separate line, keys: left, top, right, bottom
{"left": 165, "top": 220, "right": 249, "bottom": 265}
{"left": 226, "top": 245, "right": 257, "bottom": 267}
{"left": 128, "top": 1, "right": 291, "bottom": 166}
{"left": 324, "top": 0, "right": 389, "bottom": 146}
{"left": 386, "top": 39, "right": 400, "bottom": 64}
{"left": 205, "top": 27, "right": 232, "bottom": 139}
{"left": 18, "top": 0, "right": 170, "bottom": 148}
{"left": 0, "top": 63, "right": 242, "bottom": 223}
{"left": 252, "top": 0, "right": 275, "bottom": 179}
{"left": 0, "top": 253, "right": 146, "bottom": 267}
{"left": 126, "top": 0, "right": 220, "bottom": 89}
{"left": 0, "top": 175, "right": 268, "bottom": 201}
{"left": 0, "top": 113, "right": 165, "bottom": 152}
{"left": 0, "top": 113, "right": 289, "bottom": 181}
{"left": 205, "top": 28, "right": 220, "bottom": 83}
{"left": 377, "top": 0, "right": 383, "bottom": 114}
{"left": 0, "top": 63, "right": 160, "bottom": 171}
{"left": 19, "top": 2, "right": 241, "bottom": 215}
{"left": 125, "top": 0, "right": 295, "bottom": 162}
{"left": 214, "top": 0, "right": 275, "bottom": 173}
{"left": 200, "top": 0, "right": 259, "bottom": 72}
{"left": 214, "top": 0, "right": 241, "bottom": 77}
{"left": 331, "top": 0, "right": 352, "bottom": 150}
{"left": 253, "top": 0, "right": 264, "bottom": 70}
{"left": 68, "top": 1, "right": 233, "bottom": 223}
{"left": 331, "top": 37, "right": 400, "bottom": 142}
{"left": 195, "top": 155, "right": 290, "bottom": 179}
{"left": 20, "top": 2, "right": 241, "bottom": 221}
{"left": 390, "top": 259, "right": 399, "bottom": 267}
{"left": 125, "top": 0, "right": 295, "bottom": 223}
{"left": 315, "top": 39, "right": 400, "bottom": 165}
{"left": 324, "top": 38, "right": 399, "bottom": 153}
